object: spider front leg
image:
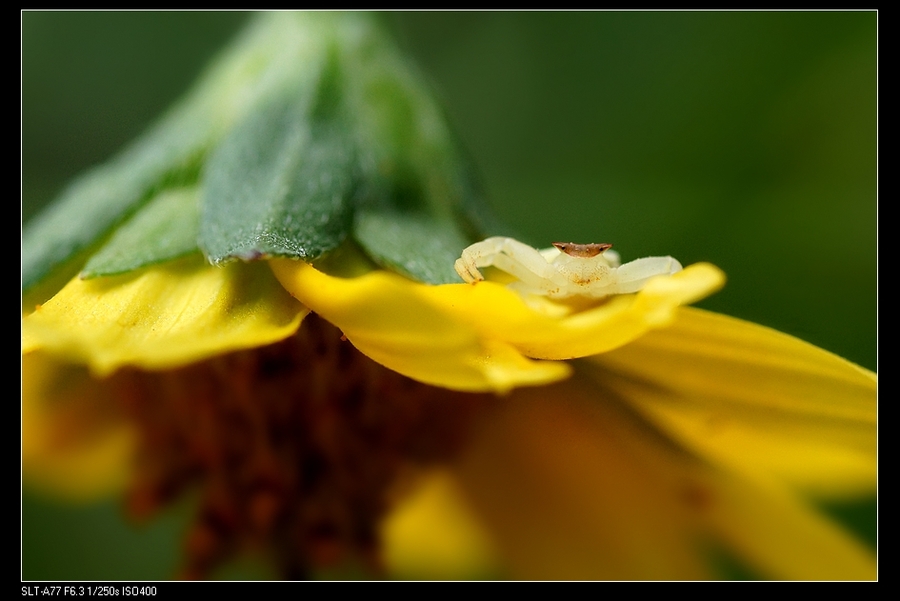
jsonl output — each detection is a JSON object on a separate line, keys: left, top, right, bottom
{"left": 608, "top": 256, "right": 683, "bottom": 294}
{"left": 455, "top": 237, "right": 562, "bottom": 292}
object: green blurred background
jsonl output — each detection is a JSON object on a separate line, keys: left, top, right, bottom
{"left": 22, "top": 11, "right": 876, "bottom": 580}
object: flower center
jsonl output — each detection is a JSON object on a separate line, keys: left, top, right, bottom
{"left": 117, "top": 314, "right": 492, "bottom": 579}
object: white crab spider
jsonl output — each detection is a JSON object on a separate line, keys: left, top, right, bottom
{"left": 454, "top": 236, "right": 682, "bottom": 299}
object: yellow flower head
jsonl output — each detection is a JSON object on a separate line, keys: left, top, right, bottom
{"left": 23, "top": 12, "right": 875, "bottom": 581}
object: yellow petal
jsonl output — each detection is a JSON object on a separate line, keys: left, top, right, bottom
{"left": 454, "top": 374, "right": 875, "bottom": 580}
{"left": 586, "top": 307, "right": 876, "bottom": 499}
{"left": 23, "top": 255, "right": 307, "bottom": 376}
{"left": 380, "top": 470, "right": 503, "bottom": 580}
{"left": 22, "top": 352, "right": 135, "bottom": 501}
{"left": 270, "top": 259, "right": 723, "bottom": 392}
{"left": 270, "top": 259, "right": 571, "bottom": 393}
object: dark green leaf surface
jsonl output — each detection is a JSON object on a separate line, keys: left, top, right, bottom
{"left": 354, "top": 209, "right": 470, "bottom": 285}
{"left": 81, "top": 187, "right": 201, "bottom": 278}
{"left": 197, "top": 15, "right": 489, "bottom": 271}
{"left": 199, "top": 80, "right": 357, "bottom": 264}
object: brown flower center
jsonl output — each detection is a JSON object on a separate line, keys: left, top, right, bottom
{"left": 117, "top": 314, "right": 492, "bottom": 579}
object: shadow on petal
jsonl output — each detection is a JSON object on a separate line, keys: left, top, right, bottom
{"left": 451, "top": 377, "right": 713, "bottom": 580}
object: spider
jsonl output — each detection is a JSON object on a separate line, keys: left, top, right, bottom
{"left": 454, "top": 236, "right": 682, "bottom": 299}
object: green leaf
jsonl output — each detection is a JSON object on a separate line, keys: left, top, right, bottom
{"left": 81, "top": 187, "right": 201, "bottom": 278}
{"left": 23, "top": 12, "right": 502, "bottom": 292}
{"left": 334, "top": 15, "right": 506, "bottom": 278}
{"left": 22, "top": 12, "right": 332, "bottom": 293}
{"left": 199, "top": 71, "right": 358, "bottom": 264}
{"left": 21, "top": 116, "right": 207, "bottom": 293}
{"left": 353, "top": 209, "right": 470, "bottom": 285}
{"left": 341, "top": 21, "right": 471, "bottom": 222}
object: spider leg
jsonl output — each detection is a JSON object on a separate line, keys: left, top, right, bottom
{"left": 454, "top": 238, "right": 501, "bottom": 282}
{"left": 455, "top": 237, "right": 561, "bottom": 289}
{"left": 487, "top": 251, "right": 569, "bottom": 296}
{"left": 606, "top": 256, "right": 682, "bottom": 294}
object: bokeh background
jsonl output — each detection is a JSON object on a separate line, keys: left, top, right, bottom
{"left": 22, "top": 11, "right": 877, "bottom": 580}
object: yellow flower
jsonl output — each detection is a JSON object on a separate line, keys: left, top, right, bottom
{"left": 22, "top": 12, "right": 875, "bottom": 581}
{"left": 22, "top": 248, "right": 875, "bottom": 580}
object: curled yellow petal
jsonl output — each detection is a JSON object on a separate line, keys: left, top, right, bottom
{"left": 270, "top": 259, "right": 723, "bottom": 392}
{"left": 434, "top": 261, "right": 725, "bottom": 360}
{"left": 23, "top": 255, "right": 307, "bottom": 376}
{"left": 586, "top": 307, "right": 877, "bottom": 499}
{"left": 270, "top": 259, "right": 571, "bottom": 393}
{"left": 22, "top": 352, "right": 135, "bottom": 501}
